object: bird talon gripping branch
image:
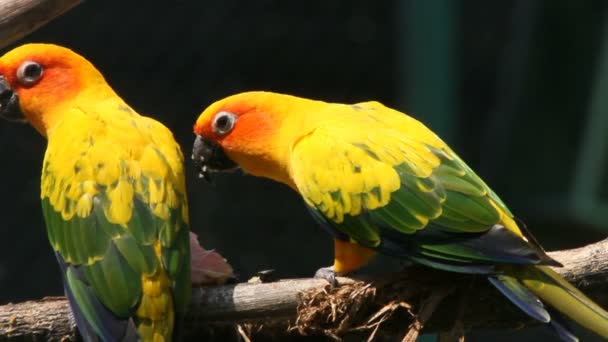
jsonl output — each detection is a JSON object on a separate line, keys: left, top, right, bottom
{"left": 314, "top": 266, "right": 338, "bottom": 288}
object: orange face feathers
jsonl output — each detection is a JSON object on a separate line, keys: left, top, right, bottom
{"left": 192, "top": 91, "right": 299, "bottom": 186}
{"left": 194, "top": 92, "right": 281, "bottom": 154}
{"left": 0, "top": 44, "right": 110, "bottom": 134}
{"left": 194, "top": 91, "right": 272, "bottom": 137}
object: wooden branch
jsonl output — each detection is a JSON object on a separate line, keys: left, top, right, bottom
{"left": 0, "top": 297, "right": 76, "bottom": 341}
{"left": 0, "top": 0, "right": 81, "bottom": 49}
{"left": 1, "top": 239, "right": 607, "bottom": 341}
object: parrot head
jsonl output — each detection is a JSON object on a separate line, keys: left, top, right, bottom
{"left": 0, "top": 43, "right": 108, "bottom": 135}
{"left": 193, "top": 91, "right": 305, "bottom": 187}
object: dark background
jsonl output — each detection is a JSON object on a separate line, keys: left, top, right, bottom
{"left": 0, "top": 1, "right": 607, "bottom": 340}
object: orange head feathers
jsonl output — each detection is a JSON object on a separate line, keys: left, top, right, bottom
{"left": 0, "top": 43, "right": 112, "bottom": 135}
{"left": 193, "top": 91, "right": 308, "bottom": 186}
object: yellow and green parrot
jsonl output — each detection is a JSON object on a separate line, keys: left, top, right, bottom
{"left": 192, "top": 91, "right": 608, "bottom": 341}
{"left": 0, "top": 44, "right": 190, "bottom": 342}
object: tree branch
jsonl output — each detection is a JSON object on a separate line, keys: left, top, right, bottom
{"left": 1, "top": 239, "right": 607, "bottom": 341}
{"left": 0, "top": 0, "right": 81, "bottom": 49}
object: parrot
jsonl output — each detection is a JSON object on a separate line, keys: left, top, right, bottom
{"left": 0, "top": 44, "right": 190, "bottom": 342}
{"left": 191, "top": 91, "right": 608, "bottom": 341}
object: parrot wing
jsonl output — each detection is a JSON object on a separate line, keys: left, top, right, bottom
{"left": 43, "top": 195, "right": 155, "bottom": 340}
{"left": 41, "top": 125, "right": 190, "bottom": 340}
{"left": 290, "top": 102, "right": 556, "bottom": 273}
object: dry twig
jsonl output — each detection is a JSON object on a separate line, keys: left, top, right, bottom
{"left": 0, "top": 0, "right": 81, "bottom": 49}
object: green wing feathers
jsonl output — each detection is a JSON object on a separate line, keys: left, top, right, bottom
{"left": 41, "top": 115, "right": 190, "bottom": 341}
{"left": 290, "top": 103, "right": 511, "bottom": 232}
{"left": 289, "top": 106, "right": 539, "bottom": 268}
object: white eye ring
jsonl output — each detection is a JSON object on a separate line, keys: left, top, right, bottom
{"left": 16, "top": 61, "right": 43, "bottom": 86}
{"left": 212, "top": 111, "right": 238, "bottom": 135}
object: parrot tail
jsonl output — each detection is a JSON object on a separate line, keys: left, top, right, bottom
{"left": 489, "top": 265, "right": 608, "bottom": 341}
{"left": 56, "top": 253, "right": 138, "bottom": 342}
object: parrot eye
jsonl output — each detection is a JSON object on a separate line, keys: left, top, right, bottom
{"left": 212, "top": 111, "right": 237, "bottom": 135}
{"left": 16, "top": 61, "right": 43, "bottom": 86}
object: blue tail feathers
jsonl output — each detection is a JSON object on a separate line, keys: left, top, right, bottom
{"left": 55, "top": 253, "right": 138, "bottom": 342}
{"left": 488, "top": 274, "right": 550, "bottom": 323}
{"left": 488, "top": 274, "right": 577, "bottom": 342}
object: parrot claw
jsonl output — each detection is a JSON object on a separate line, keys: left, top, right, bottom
{"left": 314, "top": 266, "right": 337, "bottom": 287}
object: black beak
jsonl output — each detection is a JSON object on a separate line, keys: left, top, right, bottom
{"left": 192, "top": 135, "right": 239, "bottom": 182}
{"left": 0, "top": 77, "right": 24, "bottom": 122}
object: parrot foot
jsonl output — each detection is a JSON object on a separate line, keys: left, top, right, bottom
{"left": 314, "top": 266, "right": 338, "bottom": 287}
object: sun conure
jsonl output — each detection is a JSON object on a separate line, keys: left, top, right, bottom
{"left": 0, "top": 44, "right": 190, "bottom": 342}
{"left": 192, "top": 91, "right": 608, "bottom": 341}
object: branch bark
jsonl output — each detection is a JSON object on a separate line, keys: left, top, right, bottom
{"left": 1, "top": 239, "right": 607, "bottom": 341}
{"left": 0, "top": 0, "right": 81, "bottom": 49}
